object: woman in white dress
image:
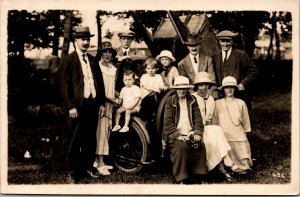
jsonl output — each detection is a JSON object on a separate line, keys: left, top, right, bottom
{"left": 192, "top": 72, "right": 239, "bottom": 181}
{"left": 94, "top": 39, "right": 118, "bottom": 175}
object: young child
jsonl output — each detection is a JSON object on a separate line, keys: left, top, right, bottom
{"left": 156, "top": 50, "right": 179, "bottom": 87}
{"left": 214, "top": 76, "right": 253, "bottom": 175}
{"left": 139, "top": 58, "right": 167, "bottom": 122}
{"left": 112, "top": 70, "right": 141, "bottom": 133}
{"left": 192, "top": 72, "right": 238, "bottom": 182}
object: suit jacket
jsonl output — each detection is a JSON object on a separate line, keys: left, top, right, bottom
{"left": 60, "top": 51, "right": 106, "bottom": 111}
{"left": 116, "top": 47, "right": 147, "bottom": 62}
{"left": 213, "top": 48, "right": 258, "bottom": 88}
{"left": 178, "top": 53, "right": 216, "bottom": 84}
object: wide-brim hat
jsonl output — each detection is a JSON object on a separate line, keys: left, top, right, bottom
{"left": 99, "top": 39, "right": 117, "bottom": 57}
{"left": 73, "top": 26, "right": 94, "bottom": 38}
{"left": 184, "top": 34, "right": 204, "bottom": 45}
{"left": 218, "top": 76, "right": 238, "bottom": 90}
{"left": 193, "top": 72, "right": 216, "bottom": 86}
{"left": 118, "top": 30, "right": 135, "bottom": 38}
{"left": 156, "top": 50, "right": 176, "bottom": 62}
{"left": 170, "top": 76, "right": 194, "bottom": 89}
{"left": 216, "top": 30, "right": 237, "bottom": 40}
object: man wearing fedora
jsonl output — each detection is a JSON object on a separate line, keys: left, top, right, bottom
{"left": 178, "top": 34, "right": 216, "bottom": 86}
{"left": 60, "top": 26, "right": 106, "bottom": 182}
{"left": 213, "top": 30, "right": 258, "bottom": 108}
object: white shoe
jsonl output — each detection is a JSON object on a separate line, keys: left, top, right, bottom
{"left": 112, "top": 125, "right": 121, "bottom": 131}
{"left": 97, "top": 166, "right": 111, "bottom": 176}
{"left": 119, "top": 126, "right": 129, "bottom": 133}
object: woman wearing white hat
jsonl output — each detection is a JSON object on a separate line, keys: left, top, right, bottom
{"left": 192, "top": 72, "right": 237, "bottom": 181}
{"left": 163, "top": 76, "right": 207, "bottom": 184}
{"left": 214, "top": 76, "right": 253, "bottom": 175}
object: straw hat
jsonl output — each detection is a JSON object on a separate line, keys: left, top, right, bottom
{"left": 170, "top": 76, "right": 194, "bottom": 89}
{"left": 218, "top": 76, "right": 238, "bottom": 90}
{"left": 73, "top": 26, "right": 94, "bottom": 38}
{"left": 156, "top": 50, "right": 176, "bottom": 62}
{"left": 216, "top": 30, "right": 237, "bottom": 40}
{"left": 193, "top": 72, "right": 216, "bottom": 86}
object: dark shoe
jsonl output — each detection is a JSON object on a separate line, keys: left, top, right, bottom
{"left": 224, "top": 172, "right": 236, "bottom": 182}
{"left": 66, "top": 173, "right": 76, "bottom": 184}
{"left": 86, "top": 168, "right": 100, "bottom": 178}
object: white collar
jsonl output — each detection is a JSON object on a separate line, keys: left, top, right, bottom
{"left": 222, "top": 48, "right": 232, "bottom": 59}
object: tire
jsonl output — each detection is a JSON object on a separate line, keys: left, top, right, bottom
{"left": 156, "top": 89, "right": 177, "bottom": 137}
{"left": 112, "top": 117, "right": 149, "bottom": 173}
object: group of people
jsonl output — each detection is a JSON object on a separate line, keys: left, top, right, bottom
{"left": 60, "top": 25, "right": 258, "bottom": 184}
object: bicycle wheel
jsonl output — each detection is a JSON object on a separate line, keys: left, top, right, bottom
{"left": 111, "top": 117, "right": 149, "bottom": 173}
{"left": 156, "top": 89, "right": 176, "bottom": 137}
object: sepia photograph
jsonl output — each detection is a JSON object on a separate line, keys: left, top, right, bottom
{"left": 0, "top": 0, "right": 299, "bottom": 195}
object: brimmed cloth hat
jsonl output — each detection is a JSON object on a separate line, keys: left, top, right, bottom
{"left": 170, "top": 76, "right": 194, "bottom": 89}
{"left": 118, "top": 30, "right": 135, "bottom": 38}
{"left": 193, "top": 72, "right": 216, "bottom": 86}
{"left": 73, "top": 26, "right": 94, "bottom": 38}
{"left": 216, "top": 30, "right": 237, "bottom": 40}
{"left": 156, "top": 50, "right": 176, "bottom": 62}
{"left": 218, "top": 76, "right": 238, "bottom": 90}
{"left": 99, "top": 39, "right": 117, "bottom": 57}
{"left": 184, "top": 34, "right": 204, "bottom": 45}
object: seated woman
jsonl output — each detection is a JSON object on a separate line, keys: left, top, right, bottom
{"left": 192, "top": 72, "right": 238, "bottom": 182}
{"left": 162, "top": 76, "right": 207, "bottom": 184}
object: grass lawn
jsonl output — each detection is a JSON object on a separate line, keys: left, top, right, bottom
{"left": 7, "top": 84, "right": 292, "bottom": 185}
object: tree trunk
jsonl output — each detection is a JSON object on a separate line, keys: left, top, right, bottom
{"left": 274, "top": 24, "right": 281, "bottom": 62}
{"left": 60, "top": 10, "right": 73, "bottom": 67}
{"left": 52, "top": 10, "right": 60, "bottom": 56}
{"left": 266, "top": 13, "right": 276, "bottom": 60}
{"left": 96, "top": 11, "right": 102, "bottom": 59}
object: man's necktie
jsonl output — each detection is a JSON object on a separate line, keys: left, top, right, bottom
{"left": 123, "top": 51, "right": 127, "bottom": 56}
{"left": 194, "top": 57, "right": 197, "bottom": 64}
{"left": 82, "top": 54, "right": 87, "bottom": 64}
{"left": 223, "top": 51, "right": 228, "bottom": 64}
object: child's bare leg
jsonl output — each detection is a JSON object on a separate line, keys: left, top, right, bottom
{"left": 112, "top": 107, "right": 126, "bottom": 131}
{"left": 115, "top": 107, "right": 126, "bottom": 126}
{"left": 124, "top": 108, "right": 138, "bottom": 127}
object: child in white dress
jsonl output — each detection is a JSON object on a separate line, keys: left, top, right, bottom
{"left": 214, "top": 76, "right": 253, "bottom": 175}
{"left": 139, "top": 58, "right": 167, "bottom": 122}
{"left": 112, "top": 70, "right": 141, "bottom": 133}
{"left": 156, "top": 50, "right": 179, "bottom": 87}
{"left": 192, "top": 72, "right": 237, "bottom": 181}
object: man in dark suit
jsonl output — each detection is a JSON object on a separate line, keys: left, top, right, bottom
{"left": 178, "top": 34, "right": 216, "bottom": 85}
{"left": 60, "top": 26, "right": 106, "bottom": 182}
{"left": 213, "top": 30, "right": 258, "bottom": 108}
{"left": 114, "top": 30, "right": 148, "bottom": 91}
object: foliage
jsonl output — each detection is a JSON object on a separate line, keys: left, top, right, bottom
{"left": 8, "top": 10, "right": 82, "bottom": 57}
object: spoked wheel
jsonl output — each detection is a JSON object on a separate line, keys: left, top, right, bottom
{"left": 111, "top": 117, "right": 149, "bottom": 173}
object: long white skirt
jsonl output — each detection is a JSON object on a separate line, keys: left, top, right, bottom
{"left": 203, "top": 125, "right": 231, "bottom": 171}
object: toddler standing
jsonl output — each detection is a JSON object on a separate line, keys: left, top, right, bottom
{"left": 214, "top": 76, "right": 253, "bottom": 174}
{"left": 156, "top": 50, "right": 179, "bottom": 87}
{"left": 112, "top": 70, "right": 141, "bottom": 133}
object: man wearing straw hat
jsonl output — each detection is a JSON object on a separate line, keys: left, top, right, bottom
{"left": 163, "top": 76, "right": 207, "bottom": 184}
{"left": 60, "top": 26, "right": 106, "bottom": 182}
